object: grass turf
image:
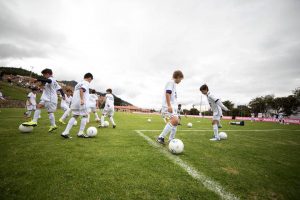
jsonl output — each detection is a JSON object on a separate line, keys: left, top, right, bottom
{"left": 0, "top": 108, "right": 299, "bottom": 199}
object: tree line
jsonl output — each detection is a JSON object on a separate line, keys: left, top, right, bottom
{"left": 183, "top": 87, "right": 300, "bottom": 117}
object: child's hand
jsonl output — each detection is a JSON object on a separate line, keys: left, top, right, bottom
{"left": 168, "top": 106, "right": 173, "bottom": 113}
{"left": 80, "top": 99, "right": 84, "bottom": 105}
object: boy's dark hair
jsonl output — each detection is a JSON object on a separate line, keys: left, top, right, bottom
{"left": 32, "top": 87, "right": 38, "bottom": 91}
{"left": 106, "top": 88, "right": 112, "bottom": 93}
{"left": 200, "top": 84, "right": 209, "bottom": 91}
{"left": 41, "top": 68, "right": 53, "bottom": 75}
{"left": 173, "top": 70, "right": 184, "bottom": 79}
{"left": 84, "top": 73, "right": 93, "bottom": 80}
{"left": 91, "top": 89, "right": 96, "bottom": 94}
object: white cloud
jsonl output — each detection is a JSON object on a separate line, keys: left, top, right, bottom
{"left": 0, "top": 0, "right": 299, "bottom": 109}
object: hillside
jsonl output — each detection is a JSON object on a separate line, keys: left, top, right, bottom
{"left": 0, "top": 67, "right": 132, "bottom": 107}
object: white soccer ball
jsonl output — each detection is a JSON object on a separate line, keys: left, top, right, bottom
{"left": 169, "top": 139, "right": 184, "bottom": 154}
{"left": 86, "top": 127, "right": 98, "bottom": 137}
{"left": 219, "top": 132, "right": 227, "bottom": 140}
{"left": 187, "top": 122, "right": 193, "bottom": 128}
{"left": 19, "top": 124, "right": 33, "bottom": 133}
{"left": 103, "top": 121, "right": 109, "bottom": 127}
{"left": 147, "top": 118, "right": 152, "bottom": 123}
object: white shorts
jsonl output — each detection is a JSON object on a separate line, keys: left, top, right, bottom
{"left": 161, "top": 106, "right": 178, "bottom": 120}
{"left": 39, "top": 101, "right": 57, "bottom": 113}
{"left": 88, "top": 107, "right": 97, "bottom": 113}
{"left": 27, "top": 105, "right": 36, "bottom": 111}
{"left": 72, "top": 105, "right": 89, "bottom": 116}
{"left": 61, "top": 104, "right": 69, "bottom": 112}
{"left": 102, "top": 107, "right": 114, "bottom": 117}
{"left": 212, "top": 115, "right": 221, "bottom": 121}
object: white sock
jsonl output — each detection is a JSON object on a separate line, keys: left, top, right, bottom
{"left": 87, "top": 114, "right": 90, "bottom": 123}
{"left": 109, "top": 116, "right": 116, "bottom": 125}
{"left": 33, "top": 109, "right": 41, "bottom": 122}
{"left": 95, "top": 113, "right": 100, "bottom": 120}
{"left": 63, "top": 117, "right": 77, "bottom": 135}
{"left": 26, "top": 111, "right": 32, "bottom": 117}
{"left": 159, "top": 123, "right": 172, "bottom": 138}
{"left": 79, "top": 117, "right": 88, "bottom": 132}
{"left": 101, "top": 115, "right": 105, "bottom": 126}
{"left": 61, "top": 108, "right": 71, "bottom": 121}
{"left": 213, "top": 124, "right": 219, "bottom": 139}
{"left": 169, "top": 125, "right": 177, "bottom": 141}
{"left": 49, "top": 113, "right": 56, "bottom": 126}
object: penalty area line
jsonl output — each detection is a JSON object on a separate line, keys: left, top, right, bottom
{"left": 135, "top": 130, "right": 239, "bottom": 200}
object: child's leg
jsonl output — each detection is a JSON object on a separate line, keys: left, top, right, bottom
{"left": 78, "top": 116, "right": 88, "bottom": 136}
{"left": 60, "top": 108, "right": 71, "bottom": 121}
{"left": 94, "top": 112, "right": 100, "bottom": 121}
{"left": 212, "top": 120, "right": 220, "bottom": 140}
{"left": 168, "top": 116, "right": 179, "bottom": 141}
{"left": 159, "top": 122, "right": 173, "bottom": 138}
{"left": 49, "top": 112, "right": 56, "bottom": 126}
{"left": 62, "top": 115, "right": 78, "bottom": 135}
{"left": 101, "top": 115, "right": 105, "bottom": 126}
{"left": 32, "top": 104, "right": 43, "bottom": 122}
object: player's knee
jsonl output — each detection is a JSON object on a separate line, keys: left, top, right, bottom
{"left": 170, "top": 117, "right": 179, "bottom": 126}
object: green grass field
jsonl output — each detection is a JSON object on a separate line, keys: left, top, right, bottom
{"left": 0, "top": 108, "right": 299, "bottom": 200}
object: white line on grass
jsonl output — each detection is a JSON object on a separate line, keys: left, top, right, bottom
{"left": 136, "top": 130, "right": 239, "bottom": 200}
{"left": 136, "top": 129, "right": 300, "bottom": 132}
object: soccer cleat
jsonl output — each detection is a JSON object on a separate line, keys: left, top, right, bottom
{"left": 48, "top": 125, "right": 58, "bottom": 133}
{"left": 97, "top": 124, "right": 104, "bottom": 128}
{"left": 22, "top": 121, "right": 37, "bottom": 127}
{"left": 218, "top": 124, "right": 222, "bottom": 128}
{"left": 95, "top": 118, "right": 100, "bottom": 122}
{"left": 113, "top": 125, "right": 116, "bottom": 129}
{"left": 77, "top": 134, "right": 89, "bottom": 138}
{"left": 156, "top": 137, "right": 165, "bottom": 144}
{"left": 209, "top": 137, "right": 220, "bottom": 141}
{"left": 59, "top": 118, "right": 66, "bottom": 125}
{"left": 61, "top": 134, "right": 72, "bottom": 139}
{"left": 77, "top": 131, "right": 89, "bottom": 138}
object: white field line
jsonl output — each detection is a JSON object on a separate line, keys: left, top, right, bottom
{"left": 136, "top": 129, "right": 300, "bottom": 132}
{"left": 136, "top": 130, "right": 239, "bottom": 200}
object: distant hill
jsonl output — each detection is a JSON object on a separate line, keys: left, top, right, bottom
{"left": 0, "top": 67, "right": 132, "bottom": 106}
{"left": 0, "top": 67, "right": 42, "bottom": 79}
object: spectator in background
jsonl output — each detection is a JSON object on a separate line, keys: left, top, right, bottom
{"left": 0, "top": 90, "right": 5, "bottom": 100}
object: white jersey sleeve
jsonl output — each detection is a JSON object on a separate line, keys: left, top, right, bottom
{"left": 162, "top": 80, "right": 177, "bottom": 108}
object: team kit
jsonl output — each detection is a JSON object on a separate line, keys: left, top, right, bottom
{"left": 22, "top": 69, "right": 229, "bottom": 141}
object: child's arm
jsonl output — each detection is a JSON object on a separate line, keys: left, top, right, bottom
{"left": 166, "top": 92, "right": 172, "bottom": 112}
{"left": 216, "top": 100, "right": 229, "bottom": 111}
{"left": 80, "top": 88, "right": 84, "bottom": 105}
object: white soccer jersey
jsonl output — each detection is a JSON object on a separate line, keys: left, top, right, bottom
{"left": 206, "top": 92, "right": 227, "bottom": 116}
{"left": 61, "top": 95, "right": 72, "bottom": 108}
{"left": 89, "top": 94, "right": 99, "bottom": 108}
{"left": 162, "top": 80, "right": 178, "bottom": 108}
{"left": 40, "top": 77, "right": 61, "bottom": 104}
{"left": 71, "top": 80, "right": 90, "bottom": 110}
{"left": 105, "top": 93, "right": 114, "bottom": 108}
{"left": 27, "top": 92, "right": 36, "bottom": 105}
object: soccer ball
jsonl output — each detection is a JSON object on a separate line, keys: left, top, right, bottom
{"left": 187, "top": 122, "right": 193, "bottom": 128}
{"left": 103, "top": 121, "right": 109, "bottom": 127}
{"left": 147, "top": 119, "right": 152, "bottom": 123}
{"left": 169, "top": 139, "right": 184, "bottom": 154}
{"left": 19, "top": 124, "right": 33, "bottom": 133}
{"left": 219, "top": 132, "right": 227, "bottom": 140}
{"left": 86, "top": 127, "right": 98, "bottom": 137}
